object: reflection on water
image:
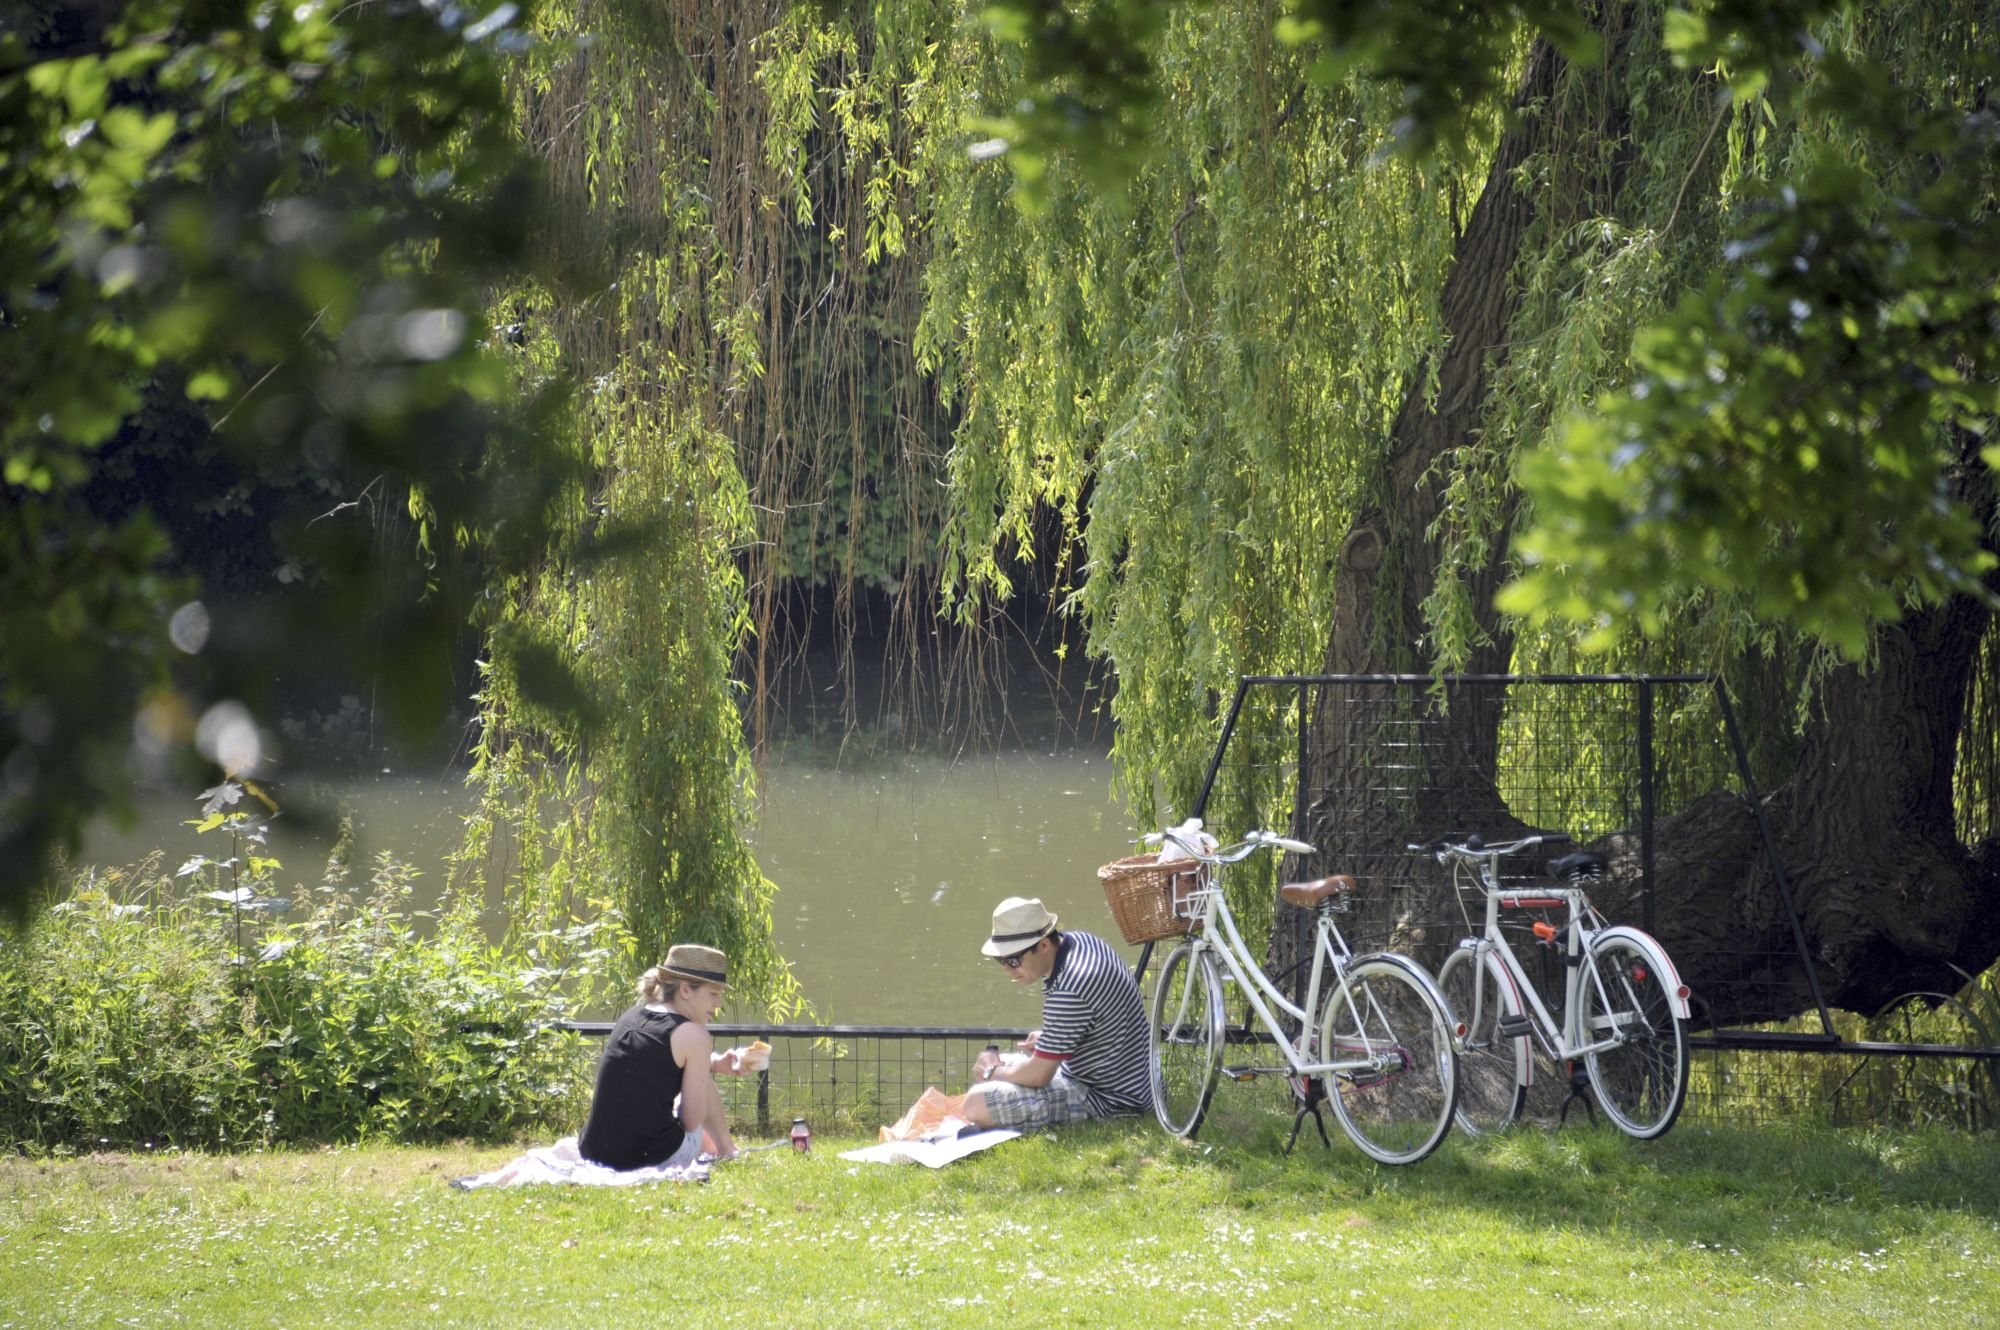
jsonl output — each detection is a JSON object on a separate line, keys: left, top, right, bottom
{"left": 755, "top": 749, "right": 1137, "bottom": 1026}
{"left": 78, "top": 748, "right": 1139, "bottom": 1027}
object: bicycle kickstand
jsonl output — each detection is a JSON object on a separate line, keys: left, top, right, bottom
{"left": 1557, "top": 1060, "right": 1597, "bottom": 1127}
{"left": 1283, "top": 1080, "right": 1333, "bottom": 1156}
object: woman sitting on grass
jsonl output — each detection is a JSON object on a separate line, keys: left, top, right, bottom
{"left": 577, "top": 944, "right": 766, "bottom": 1170}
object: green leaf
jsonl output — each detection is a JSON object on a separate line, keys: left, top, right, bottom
{"left": 99, "top": 107, "right": 178, "bottom": 158}
{"left": 186, "top": 368, "right": 234, "bottom": 401}
{"left": 1661, "top": 10, "right": 1711, "bottom": 60}
{"left": 59, "top": 56, "right": 111, "bottom": 119}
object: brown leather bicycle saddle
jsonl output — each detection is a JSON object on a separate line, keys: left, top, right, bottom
{"left": 1278, "top": 875, "right": 1357, "bottom": 907}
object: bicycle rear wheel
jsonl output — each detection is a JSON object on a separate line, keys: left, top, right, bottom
{"left": 1436, "top": 944, "right": 1529, "bottom": 1135}
{"left": 1149, "top": 942, "right": 1224, "bottom": 1138}
{"left": 1319, "top": 956, "right": 1458, "bottom": 1165}
{"left": 1582, "top": 935, "right": 1688, "bottom": 1139}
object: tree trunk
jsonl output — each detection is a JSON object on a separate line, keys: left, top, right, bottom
{"left": 1271, "top": 35, "right": 1575, "bottom": 989}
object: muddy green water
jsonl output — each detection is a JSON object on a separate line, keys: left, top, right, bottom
{"left": 79, "top": 747, "right": 1142, "bottom": 1026}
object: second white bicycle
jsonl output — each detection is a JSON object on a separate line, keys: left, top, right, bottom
{"left": 1421, "top": 833, "right": 1692, "bottom": 1140}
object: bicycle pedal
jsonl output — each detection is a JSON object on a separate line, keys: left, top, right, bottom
{"left": 1497, "top": 1014, "right": 1533, "bottom": 1039}
{"left": 1222, "top": 1065, "right": 1258, "bottom": 1082}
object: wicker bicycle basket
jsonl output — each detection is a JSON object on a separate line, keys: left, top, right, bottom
{"left": 1097, "top": 854, "right": 1208, "bottom": 946}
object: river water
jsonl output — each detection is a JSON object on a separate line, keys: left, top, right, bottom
{"left": 79, "top": 744, "right": 1142, "bottom": 1027}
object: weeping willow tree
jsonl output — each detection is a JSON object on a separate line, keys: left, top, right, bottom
{"left": 456, "top": 0, "right": 989, "bottom": 1006}
{"left": 458, "top": 0, "right": 1995, "bottom": 1023}
{"left": 920, "top": 0, "right": 2000, "bottom": 1022}
{"left": 927, "top": 4, "right": 1469, "bottom": 819}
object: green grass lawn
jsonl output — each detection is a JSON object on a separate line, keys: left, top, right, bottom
{"left": 5, "top": 1116, "right": 1997, "bottom": 1328}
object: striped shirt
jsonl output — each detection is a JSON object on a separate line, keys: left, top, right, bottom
{"left": 1035, "top": 931, "right": 1149, "bottom": 1115}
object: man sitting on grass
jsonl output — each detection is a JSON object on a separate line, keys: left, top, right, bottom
{"left": 964, "top": 896, "right": 1149, "bottom": 1130}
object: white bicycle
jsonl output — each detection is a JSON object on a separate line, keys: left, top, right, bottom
{"left": 1147, "top": 827, "right": 1460, "bottom": 1166}
{"left": 1421, "top": 833, "right": 1692, "bottom": 1139}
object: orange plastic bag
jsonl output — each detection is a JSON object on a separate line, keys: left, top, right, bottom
{"left": 879, "top": 1087, "right": 971, "bottom": 1142}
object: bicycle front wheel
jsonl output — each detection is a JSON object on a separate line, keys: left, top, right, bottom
{"left": 1582, "top": 935, "right": 1688, "bottom": 1140}
{"left": 1319, "top": 956, "right": 1459, "bottom": 1165}
{"left": 1149, "top": 942, "right": 1224, "bottom": 1138}
{"left": 1436, "top": 944, "right": 1529, "bottom": 1135}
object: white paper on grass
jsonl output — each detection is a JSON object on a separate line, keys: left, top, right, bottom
{"left": 838, "top": 1129, "right": 1022, "bottom": 1168}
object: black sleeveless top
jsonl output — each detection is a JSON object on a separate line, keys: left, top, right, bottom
{"left": 578, "top": 1004, "right": 690, "bottom": 1169}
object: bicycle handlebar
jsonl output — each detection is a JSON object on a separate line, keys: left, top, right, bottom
{"left": 1409, "top": 831, "right": 1572, "bottom": 863}
{"left": 1143, "top": 827, "right": 1317, "bottom": 865}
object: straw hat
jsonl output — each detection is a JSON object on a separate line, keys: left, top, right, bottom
{"left": 982, "top": 896, "right": 1058, "bottom": 958}
{"left": 657, "top": 943, "right": 729, "bottom": 987}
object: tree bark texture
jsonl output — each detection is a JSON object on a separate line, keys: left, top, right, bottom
{"left": 1271, "top": 36, "right": 1574, "bottom": 990}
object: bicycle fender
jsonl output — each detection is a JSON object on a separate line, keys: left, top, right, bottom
{"left": 1590, "top": 925, "right": 1693, "bottom": 1019}
{"left": 1471, "top": 939, "right": 1532, "bottom": 1016}
{"left": 1451, "top": 940, "right": 1534, "bottom": 1087}
{"left": 1450, "top": 938, "right": 1532, "bottom": 1011}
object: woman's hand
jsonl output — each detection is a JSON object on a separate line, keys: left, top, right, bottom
{"left": 710, "top": 1044, "right": 770, "bottom": 1076}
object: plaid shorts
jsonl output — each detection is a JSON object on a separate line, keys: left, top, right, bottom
{"left": 973, "top": 1071, "right": 1095, "bottom": 1130}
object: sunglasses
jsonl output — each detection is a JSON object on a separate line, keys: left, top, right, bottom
{"left": 994, "top": 950, "right": 1031, "bottom": 970}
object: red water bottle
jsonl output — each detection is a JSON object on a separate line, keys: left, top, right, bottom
{"left": 789, "top": 1117, "right": 811, "bottom": 1153}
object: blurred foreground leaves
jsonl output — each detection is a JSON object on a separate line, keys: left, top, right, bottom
{"left": 0, "top": 0, "right": 588, "bottom": 920}
{"left": 1504, "top": 49, "right": 2000, "bottom": 654}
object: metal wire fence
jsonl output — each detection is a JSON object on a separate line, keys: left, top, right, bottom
{"left": 560, "top": 1022, "right": 1032, "bottom": 1137}
{"left": 554, "top": 1018, "right": 1997, "bottom": 1137}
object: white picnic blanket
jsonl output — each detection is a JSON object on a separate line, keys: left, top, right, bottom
{"left": 839, "top": 1128, "right": 1021, "bottom": 1168}
{"left": 449, "top": 1136, "right": 710, "bottom": 1189}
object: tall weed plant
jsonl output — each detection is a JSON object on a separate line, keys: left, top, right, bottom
{"left": 0, "top": 788, "right": 597, "bottom": 1151}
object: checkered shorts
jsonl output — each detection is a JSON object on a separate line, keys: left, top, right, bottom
{"left": 973, "top": 1071, "right": 1095, "bottom": 1130}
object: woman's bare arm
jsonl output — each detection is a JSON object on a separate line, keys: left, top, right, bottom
{"left": 672, "top": 1021, "right": 738, "bottom": 1157}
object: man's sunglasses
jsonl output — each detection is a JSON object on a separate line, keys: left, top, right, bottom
{"left": 994, "top": 950, "right": 1031, "bottom": 970}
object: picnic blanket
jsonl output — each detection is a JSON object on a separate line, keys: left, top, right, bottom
{"left": 448, "top": 1136, "right": 710, "bottom": 1190}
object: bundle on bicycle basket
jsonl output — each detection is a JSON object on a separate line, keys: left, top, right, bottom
{"left": 1097, "top": 854, "right": 1206, "bottom": 945}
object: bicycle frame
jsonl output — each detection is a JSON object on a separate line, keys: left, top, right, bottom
{"left": 1171, "top": 856, "right": 1405, "bottom": 1081}
{"left": 1150, "top": 828, "right": 1460, "bottom": 1162}
{"left": 1452, "top": 867, "right": 1692, "bottom": 1066}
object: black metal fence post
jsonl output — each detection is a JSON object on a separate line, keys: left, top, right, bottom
{"left": 1638, "top": 676, "right": 1657, "bottom": 938}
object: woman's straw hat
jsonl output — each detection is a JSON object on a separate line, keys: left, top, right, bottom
{"left": 658, "top": 943, "right": 729, "bottom": 987}
{"left": 982, "top": 896, "right": 1058, "bottom": 957}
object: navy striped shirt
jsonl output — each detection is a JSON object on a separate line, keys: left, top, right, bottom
{"left": 1036, "top": 931, "right": 1149, "bottom": 1115}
